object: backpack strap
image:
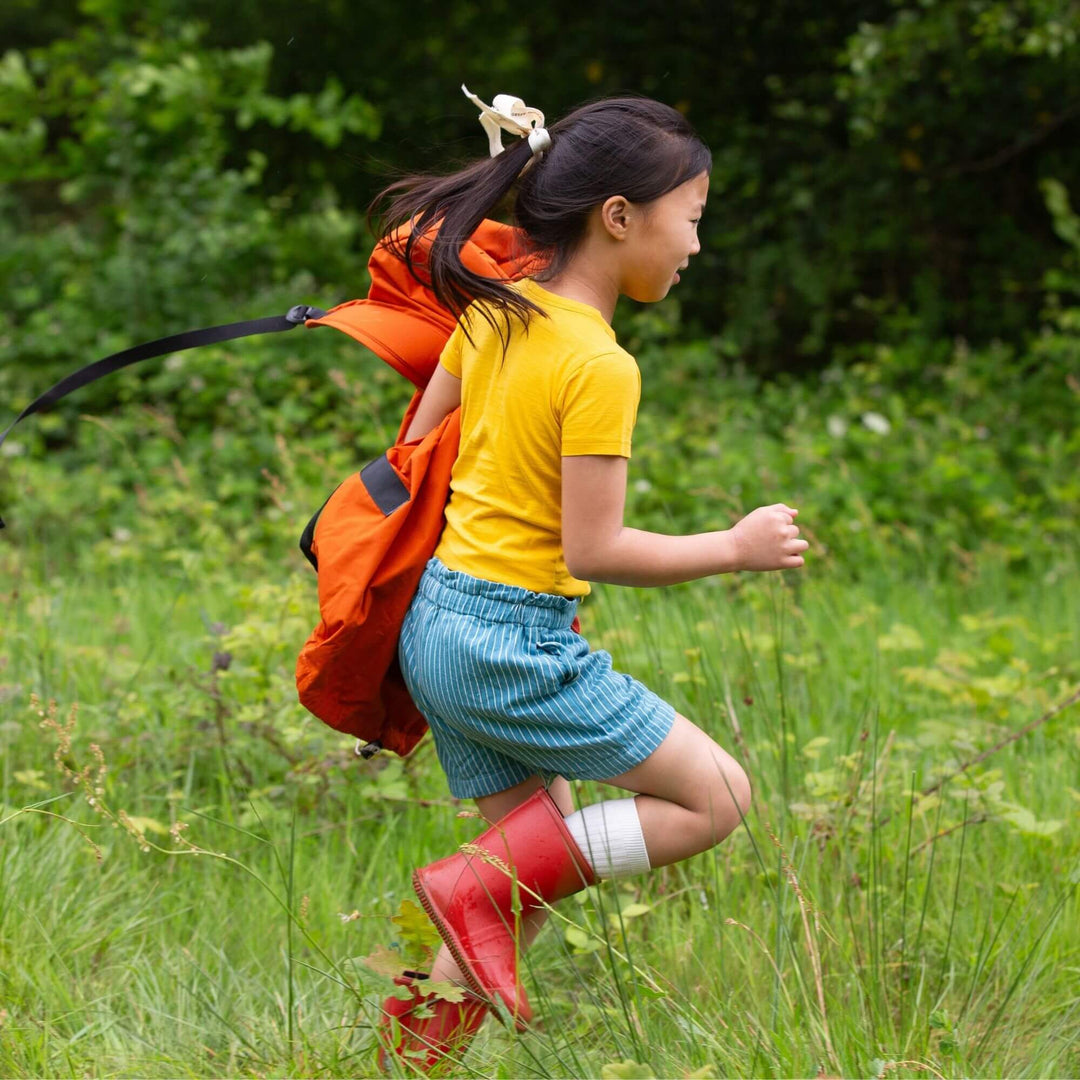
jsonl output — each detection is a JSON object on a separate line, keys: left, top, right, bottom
{"left": 0, "top": 304, "right": 326, "bottom": 528}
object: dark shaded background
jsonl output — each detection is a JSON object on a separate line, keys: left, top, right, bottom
{"left": 3, "top": 0, "right": 1078, "bottom": 378}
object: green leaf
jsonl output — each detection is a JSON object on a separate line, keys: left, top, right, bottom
{"left": 801, "top": 736, "right": 831, "bottom": 760}
{"left": 999, "top": 806, "right": 1065, "bottom": 837}
{"left": 565, "top": 925, "right": 602, "bottom": 953}
{"left": 929, "top": 1008, "right": 950, "bottom": 1031}
{"left": 362, "top": 944, "right": 407, "bottom": 978}
{"left": 425, "top": 980, "right": 467, "bottom": 1004}
{"left": 600, "top": 1061, "right": 655, "bottom": 1079}
{"left": 878, "top": 623, "right": 924, "bottom": 651}
{"left": 391, "top": 899, "right": 442, "bottom": 950}
{"left": 123, "top": 815, "right": 169, "bottom": 836}
{"left": 13, "top": 770, "right": 48, "bottom": 791}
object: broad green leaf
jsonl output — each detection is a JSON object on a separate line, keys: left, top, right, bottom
{"left": 600, "top": 1061, "right": 654, "bottom": 1080}
{"left": 801, "top": 736, "right": 831, "bottom": 760}
{"left": 425, "top": 981, "right": 467, "bottom": 1003}
{"left": 878, "top": 623, "right": 924, "bottom": 651}
{"left": 13, "top": 771, "right": 48, "bottom": 791}
{"left": 804, "top": 769, "right": 841, "bottom": 797}
{"left": 565, "top": 925, "right": 602, "bottom": 953}
{"left": 999, "top": 806, "right": 1064, "bottom": 837}
{"left": 362, "top": 944, "right": 407, "bottom": 978}
{"left": 391, "top": 899, "right": 442, "bottom": 949}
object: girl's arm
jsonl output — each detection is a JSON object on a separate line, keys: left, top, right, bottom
{"left": 562, "top": 454, "right": 807, "bottom": 587}
{"left": 403, "top": 363, "right": 462, "bottom": 443}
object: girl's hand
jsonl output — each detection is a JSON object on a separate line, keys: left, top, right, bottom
{"left": 729, "top": 504, "right": 808, "bottom": 571}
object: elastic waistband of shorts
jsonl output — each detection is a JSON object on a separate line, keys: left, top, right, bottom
{"left": 417, "top": 557, "right": 578, "bottom": 629}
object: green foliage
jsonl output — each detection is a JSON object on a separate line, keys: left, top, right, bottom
{"left": 0, "top": 5, "right": 377, "bottom": 424}
{"left": 1, "top": 519, "right": 1077, "bottom": 1077}
{"left": 0, "top": 7, "right": 1078, "bottom": 1073}
{"left": 623, "top": 294, "right": 1079, "bottom": 576}
{"left": 600, "top": 1062, "right": 656, "bottom": 1079}
{"left": 3, "top": 0, "right": 1078, "bottom": 374}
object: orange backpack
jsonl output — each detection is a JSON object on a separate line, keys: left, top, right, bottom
{"left": 0, "top": 219, "right": 575, "bottom": 758}
{"left": 296, "top": 220, "right": 580, "bottom": 758}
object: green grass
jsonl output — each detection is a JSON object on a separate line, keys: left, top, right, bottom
{"left": 1, "top": 535, "right": 1078, "bottom": 1078}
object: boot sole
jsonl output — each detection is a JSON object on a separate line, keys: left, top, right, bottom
{"left": 412, "top": 868, "right": 532, "bottom": 1031}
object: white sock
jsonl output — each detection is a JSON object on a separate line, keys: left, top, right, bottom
{"left": 564, "top": 798, "right": 652, "bottom": 879}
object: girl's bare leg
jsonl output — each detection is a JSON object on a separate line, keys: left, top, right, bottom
{"left": 425, "top": 712, "right": 752, "bottom": 986}
{"left": 427, "top": 774, "right": 574, "bottom": 986}
{"left": 600, "top": 711, "right": 751, "bottom": 867}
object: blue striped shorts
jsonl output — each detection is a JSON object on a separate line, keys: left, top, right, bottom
{"left": 397, "top": 558, "right": 676, "bottom": 799}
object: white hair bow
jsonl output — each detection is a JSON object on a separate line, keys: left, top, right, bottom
{"left": 461, "top": 84, "right": 551, "bottom": 159}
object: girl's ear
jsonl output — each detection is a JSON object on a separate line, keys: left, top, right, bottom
{"left": 599, "top": 195, "right": 631, "bottom": 240}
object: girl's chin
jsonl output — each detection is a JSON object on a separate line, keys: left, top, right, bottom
{"left": 625, "top": 289, "right": 664, "bottom": 303}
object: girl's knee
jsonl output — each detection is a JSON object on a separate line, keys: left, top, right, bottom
{"left": 698, "top": 758, "right": 751, "bottom": 846}
{"left": 726, "top": 761, "right": 753, "bottom": 818}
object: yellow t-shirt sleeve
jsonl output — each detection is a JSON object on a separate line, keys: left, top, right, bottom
{"left": 438, "top": 323, "right": 465, "bottom": 378}
{"left": 559, "top": 350, "right": 641, "bottom": 457}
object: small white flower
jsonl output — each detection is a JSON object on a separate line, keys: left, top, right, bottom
{"left": 826, "top": 415, "right": 848, "bottom": 438}
{"left": 634, "top": 479, "right": 652, "bottom": 493}
{"left": 861, "top": 411, "right": 891, "bottom": 435}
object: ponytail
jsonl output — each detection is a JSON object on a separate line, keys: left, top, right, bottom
{"left": 371, "top": 93, "right": 711, "bottom": 340}
{"left": 371, "top": 137, "right": 545, "bottom": 342}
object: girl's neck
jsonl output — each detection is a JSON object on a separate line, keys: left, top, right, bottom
{"left": 537, "top": 260, "right": 619, "bottom": 324}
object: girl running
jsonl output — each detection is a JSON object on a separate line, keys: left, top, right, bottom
{"left": 375, "top": 87, "right": 809, "bottom": 1071}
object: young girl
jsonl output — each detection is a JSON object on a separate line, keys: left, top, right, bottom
{"left": 375, "top": 88, "right": 808, "bottom": 1071}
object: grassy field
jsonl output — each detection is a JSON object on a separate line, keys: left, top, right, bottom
{"left": 1, "top": 527, "right": 1077, "bottom": 1078}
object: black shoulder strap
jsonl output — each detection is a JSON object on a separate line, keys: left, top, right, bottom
{"left": 0, "top": 304, "right": 326, "bottom": 528}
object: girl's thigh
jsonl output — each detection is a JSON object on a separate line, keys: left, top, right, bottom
{"left": 600, "top": 712, "right": 751, "bottom": 816}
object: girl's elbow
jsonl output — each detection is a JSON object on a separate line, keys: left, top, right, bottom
{"left": 564, "top": 550, "right": 592, "bottom": 581}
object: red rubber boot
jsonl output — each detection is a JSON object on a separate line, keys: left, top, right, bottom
{"left": 377, "top": 971, "right": 488, "bottom": 1074}
{"left": 412, "top": 787, "right": 596, "bottom": 1028}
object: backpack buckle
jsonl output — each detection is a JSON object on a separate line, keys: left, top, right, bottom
{"left": 286, "top": 304, "right": 327, "bottom": 324}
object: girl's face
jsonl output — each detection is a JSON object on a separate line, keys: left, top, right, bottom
{"left": 619, "top": 172, "right": 709, "bottom": 303}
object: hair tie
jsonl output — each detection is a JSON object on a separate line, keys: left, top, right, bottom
{"left": 462, "top": 85, "right": 550, "bottom": 161}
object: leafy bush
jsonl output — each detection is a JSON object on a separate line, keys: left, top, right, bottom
{"left": 0, "top": 11, "right": 378, "bottom": 422}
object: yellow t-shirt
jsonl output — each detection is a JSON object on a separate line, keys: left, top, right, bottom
{"left": 433, "top": 278, "right": 640, "bottom": 597}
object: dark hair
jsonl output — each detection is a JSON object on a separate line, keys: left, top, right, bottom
{"left": 371, "top": 95, "right": 711, "bottom": 338}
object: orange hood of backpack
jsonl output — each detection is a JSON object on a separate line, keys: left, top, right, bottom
{"left": 307, "top": 219, "right": 542, "bottom": 388}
